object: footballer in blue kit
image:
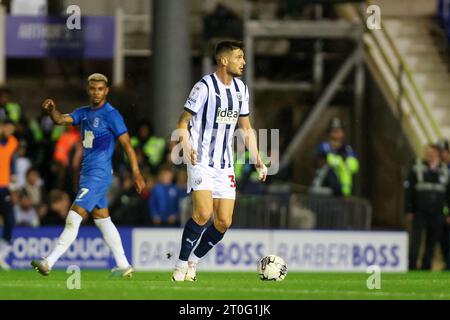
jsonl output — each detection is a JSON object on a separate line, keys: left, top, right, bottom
{"left": 71, "top": 101, "right": 128, "bottom": 211}
{"left": 31, "top": 73, "right": 146, "bottom": 277}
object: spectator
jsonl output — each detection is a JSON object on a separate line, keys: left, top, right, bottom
{"left": 310, "top": 117, "right": 359, "bottom": 197}
{"left": 0, "top": 119, "right": 19, "bottom": 270}
{"left": 23, "top": 167, "right": 46, "bottom": 215}
{"left": 175, "top": 168, "right": 189, "bottom": 223}
{"left": 149, "top": 165, "right": 182, "bottom": 227}
{"left": 53, "top": 126, "right": 81, "bottom": 168}
{"left": 437, "top": 138, "right": 450, "bottom": 270}
{"left": 131, "top": 120, "right": 166, "bottom": 174}
{"left": 14, "top": 143, "right": 32, "bottom": 189}
{"left": 40, "top": 189, "right": 70, "bottom": 225}
{"left": 109, "top": 173, "right": 148, "bottom": 225}
{"left": 14, "top": 190, "right": 39, "bottom": 227}
{"left": 52, "top": 126, "right": 82, "bottom": 194}
{"left": 405, "top": 144, "right": 450, "bottom": 270}
{"left": 140, "top": 172, "right": 156, "bottom": 201}
{"left": 234, "top": 150, "right": 269, "bottom": 194}
{"left": 0, "top": 86, "right": 21, "bottom": 124}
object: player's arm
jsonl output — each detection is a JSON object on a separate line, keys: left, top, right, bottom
{"left": 41, "top": 99, "right": 74, "bottom": 126}
{"left": 238, "top": 116, "right": 267, "bottom": 182}
{"left": 176, "top": 110, "right": 197, "bottom": 165}
{"left": 118, "top": 132, "right": 146, "bottom": 194}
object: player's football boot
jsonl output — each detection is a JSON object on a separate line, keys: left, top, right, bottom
{"left": 0, "top": 259, "right": 10, "bottom": 271}
{"left": 171, "top": 265, "right": 187, "bottom": 282}
{"left": 31, "top": 259, "right": 50, "bottom": 276}
{"left": 0, "top": 240, "right": 11, "bottom": 270}
{"left": 110, "top": 265, "right": 134, "bottom": 278}
{"left": 184, "top": 261, "right": 197, "bottom": 282}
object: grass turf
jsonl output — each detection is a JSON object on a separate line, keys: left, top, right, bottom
{"left": 0, "top": 270, "right": 449, "bottom": 300}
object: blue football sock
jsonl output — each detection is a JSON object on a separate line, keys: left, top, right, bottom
{"left": 178, "top": 218, "right": 205, "bottom": 261}
{"left": 193, "top": 224, "right": 225, "bottom": 258}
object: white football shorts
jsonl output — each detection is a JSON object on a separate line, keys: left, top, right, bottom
{"left": 187, "top": 162, "right": 236, "bottom": 200}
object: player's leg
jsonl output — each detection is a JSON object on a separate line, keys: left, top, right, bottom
{"left": 184, "top": 167, "right": 236, "bottom": 280}
{"left": 439, "top": 218, "right": 450, "bottom": 270}
{"left": 408, "top": 213, "right": 424, "bottom": 270}
{"left": 92, "top": 207, "right": 132, "bottom": 275}
{"left": 32, "top": 204, "right": 87, "bottom": 275}
{"left": 191, "top": 198, "right": 234, "bottom": 263}
{"left": 422, "top": 214, "right": 441, "bottom": 270}
{"left": 173, "top": 190, "right": 213, "bottom": 281}
{"left": 445, "top": 224, "right": 450, "bottom": 270}
{"left": 0, "top": 189, "right": 15, "bottom": 270}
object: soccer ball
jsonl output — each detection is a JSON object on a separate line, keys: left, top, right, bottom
{"left": 257, "top": 255, "right": 288, "bottom": 281}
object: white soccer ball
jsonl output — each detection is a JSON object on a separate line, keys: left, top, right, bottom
{"left": 257, "top": 255, "right": 288, "bottom": 281}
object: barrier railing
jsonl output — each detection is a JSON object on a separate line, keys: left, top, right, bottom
{"left": 180, "top": 193, "right": 372, "bottom": 230}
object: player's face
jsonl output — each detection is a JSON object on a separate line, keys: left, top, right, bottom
{"left": 87, "top": 81, "right": 109, "bottom": 106}
{"left": 227, "top": 49, "right": 246, "bottom": 77}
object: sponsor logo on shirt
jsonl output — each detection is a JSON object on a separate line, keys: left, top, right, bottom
{"left": 216, "top": 108, "right": 239, "bottom": 125}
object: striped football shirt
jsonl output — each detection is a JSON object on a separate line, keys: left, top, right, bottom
{"left": 183, "top": 72, "right": 250, "bottom": 169}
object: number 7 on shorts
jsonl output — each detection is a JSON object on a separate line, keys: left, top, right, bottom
{"left": 77, "top": 188, "right": 89, "bottom": 199}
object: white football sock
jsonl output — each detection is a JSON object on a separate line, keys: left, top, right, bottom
{"left": 176, "top": 260, "right": 188, "bottom": 268}
{"left": 94, "top": 217, "right": 129, "bottom": 269}
{"left": 46, "top": 210, "right": 82, "bottom": 269}
{"left": 189, "top": 254, "right": 200, "bottom": 265}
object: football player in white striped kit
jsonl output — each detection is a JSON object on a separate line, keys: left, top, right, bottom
{"left": 172, "top": 40, "right": 267, "bottom": 281}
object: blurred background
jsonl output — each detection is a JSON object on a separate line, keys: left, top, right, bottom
{"left": 0, "top": 0, "right": 448, "bottom": 272}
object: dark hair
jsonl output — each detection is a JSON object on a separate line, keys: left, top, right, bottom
{"left": 215, "top": 40, "right": 244, "bottom": 64}
{"left": 159, "top": 163, "right": 174, "bottom": 174}
{"left": 437, "top": 139, "right": 449, "bottom": 151}
{"left": 26, "top": 167, "right": 39, "bottom": 177}
{"left": 49, "top": 189, "right": 68, "bottom": 203}
{"left": 136, "top": 119, "right": 153, "bottom": 134}
{"left": 19, "top": 189, "right": 30, "bottom": 198}
{"left": 0, "top": 118, "right": 14, "bottom": 125}
{"left": 428, "top": 143, "right": 441, "bottom": 153}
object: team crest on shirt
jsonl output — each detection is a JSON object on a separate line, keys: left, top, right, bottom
{"left": 236, "top": 93, "right": 243, "bottom": 102}
{"left": 93, "top": 117, "right": 100, "bottom": 128}
{"left": 215, "top": 107, "right": 239, "bottom": 125}
{"left": 194, "top": 177, "right": 202, "bottom": 185}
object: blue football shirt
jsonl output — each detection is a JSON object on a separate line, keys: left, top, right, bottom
{"left": 70, "top": 102, "right": 128, "bottom": 181}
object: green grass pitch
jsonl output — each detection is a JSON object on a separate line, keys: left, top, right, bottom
{"left": 0, "top": 271, "right": 449, "bottom": 300}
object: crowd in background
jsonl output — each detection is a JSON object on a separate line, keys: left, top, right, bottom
{"left": 0, "top": 86, "right": 187, "bottom": 227}
{"left": 0, "top": 87, "right": 270, "bottom": 228}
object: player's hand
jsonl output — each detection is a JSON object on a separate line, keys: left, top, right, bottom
{"left": 133, "top": 173, "right": 146, "bottom": 194}
{"left": 190, "top": 149, "right": 197, "bottom": 165}
{"left": 255, "top": 159, "right": 267, "bottom": 182}
{"left": 42, "top": 99, "right": 56, "bottom": 113}
{"left": 184, "top": 145, "right": 197, "bottom": 165}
